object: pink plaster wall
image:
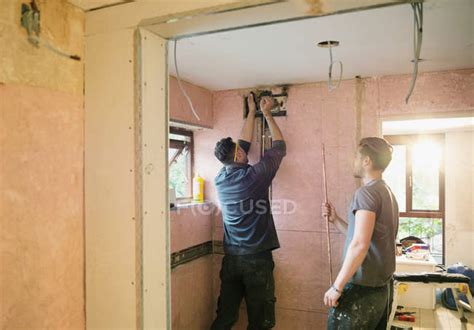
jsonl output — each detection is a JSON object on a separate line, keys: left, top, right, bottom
{"left": 170, "top": 204, "right": 213, "bottom": 253}
{"left": 0, "top": 84, "right": 84, "bottom": 328}
{"left": 170, "top": 76, "right": 213, "bottom": 128}
{"left": 170, "top": 191, "right": 214, "bottom": 328}
{"left": 193, "top": 68, "right": 474, "bottom": 328}
{"left": 168, "top": 68, "right": 473, "bottom": 328}
{"left": 377, "top": 70, "right": 474, "bottom": 117}
{"left": 169, "top": 75, "right": 214, "bottom": 328}
{"left": 171, "top": 256, "right": 214, "bottom": 330}
{"left": 1, "top": 1, "right": 85, "bottom": 328}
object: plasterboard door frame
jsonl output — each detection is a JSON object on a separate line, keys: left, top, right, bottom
{"left": 137, "top": 28, "right": 170, "bottom": 329}
{"left": 85, "top": 28, "right": 138, "bottom": 328}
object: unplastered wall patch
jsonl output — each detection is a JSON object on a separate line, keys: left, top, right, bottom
{"left": 0, "top": 0, "right": 84, "bottom": 94}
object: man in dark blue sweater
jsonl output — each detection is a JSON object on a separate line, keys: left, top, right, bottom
{"left": 211, "top": 94, "right": 286, "bottom": 330}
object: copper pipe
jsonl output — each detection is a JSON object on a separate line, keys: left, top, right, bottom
{"left": 322, "top": 144, "right": 333, "bottom": 285}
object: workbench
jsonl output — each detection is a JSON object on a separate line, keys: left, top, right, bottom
{"left": 395, "top": 254, "right": 438, "bottom": 309}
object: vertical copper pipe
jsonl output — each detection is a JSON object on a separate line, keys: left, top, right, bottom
{"left": 322, "top": 144, "right": 333, "bottom": 285}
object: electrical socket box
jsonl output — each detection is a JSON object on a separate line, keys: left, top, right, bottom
{"left": 21, "top": 2, "right": 40, "bottom": 46}
{"left": 244, "top": 88, "right": 288, "bottom": 118}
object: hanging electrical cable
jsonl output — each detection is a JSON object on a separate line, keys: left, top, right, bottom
{"left": 20, "top": 1, "right": 81, "bottom": 61}
{"left": 405, "top": 2, "right": 423, "bottom": 104}
{"left": 27, "top": 36, "right": 81, "bottom": 61}
{"left": 327, "top": 44, "right": 343, "bottom": 92}
{"left": 174, "top": 40, "right": 201, "bottom": 121}
{"left": 317, "top": 40, "right": 343, "bottom": 92}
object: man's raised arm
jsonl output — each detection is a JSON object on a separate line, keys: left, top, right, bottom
{"left": 260, "top": 96, "right": 284, "bottom": 142}
{"left": 239, "top": 93, "right": 257, "bottom": 144}
{"left": 251, "top": 96, "right": 286, "bottom": 183}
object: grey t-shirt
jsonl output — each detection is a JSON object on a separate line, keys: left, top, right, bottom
{"left": 343, "top": 179, "right": 399, "bottom": 287}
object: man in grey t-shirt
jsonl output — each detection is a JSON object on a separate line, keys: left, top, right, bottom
{"left": 322, "top": 137, "right": 399, "bottom": 329}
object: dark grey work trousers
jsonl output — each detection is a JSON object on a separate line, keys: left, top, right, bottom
{"left": 328, "top": 279, "right": 394, "bottom": 330}
{"left": 211, "top": 251, "right": 276, "bottom": 330}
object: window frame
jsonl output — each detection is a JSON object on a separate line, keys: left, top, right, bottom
{"left": 385, "top": 134, "right": 446, "bottom": 264}
{"left": 169, "top": 127, "right": 194, "bottom": 201}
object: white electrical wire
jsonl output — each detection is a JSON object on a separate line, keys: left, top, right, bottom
{"left": 173, "top": 40, "right": 201, "bottom": 121}
{"left": 28, "top": 35, "right": 80, "bottom": 61}
{"left": 405, "top": 2, "right": 423, "bottom": 104}
{"left": 328, "top": 46, "right": 343, "bottom": 92}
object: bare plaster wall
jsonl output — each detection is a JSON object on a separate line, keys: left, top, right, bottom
{"left": 0, "top": 0, "right": 85, "bottom": 327}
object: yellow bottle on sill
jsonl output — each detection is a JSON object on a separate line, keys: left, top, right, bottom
{"left": 193, "top": 174, "right": 204, "bottom": 203}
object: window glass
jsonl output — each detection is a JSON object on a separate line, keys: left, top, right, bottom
{"left": 411, "top": 140, "right": 442, "bottom": 211}
{"left": 398, "top": 217, "right": 443, "bottom": 263}
{"left": 169, "top": 146, "right": 191, "bottom": 198}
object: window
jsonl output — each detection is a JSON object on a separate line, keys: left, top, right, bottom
{"left": 169, "top": 128, "right": 193, "bottom": 199}
{"left": 384, "top": 134, "right": 445, "bottom": 264}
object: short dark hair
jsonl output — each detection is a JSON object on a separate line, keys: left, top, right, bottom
{"left": 358, "top": 137, "right": 393, "bottom": 171}
{"left": 214, "top": 137, "right": 237, "bottom": 165}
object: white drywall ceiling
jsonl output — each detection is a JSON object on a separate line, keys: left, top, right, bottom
{"left": 168, "top": 0, "right": 473, "bottom": 91}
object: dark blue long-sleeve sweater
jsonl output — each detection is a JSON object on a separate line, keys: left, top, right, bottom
{"left": 215, "top": 140, "right": 286, "bottom": 255}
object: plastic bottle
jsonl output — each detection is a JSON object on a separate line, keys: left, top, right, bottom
{"left": 193, "top": 174, "right": 204, "bottom": 203}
